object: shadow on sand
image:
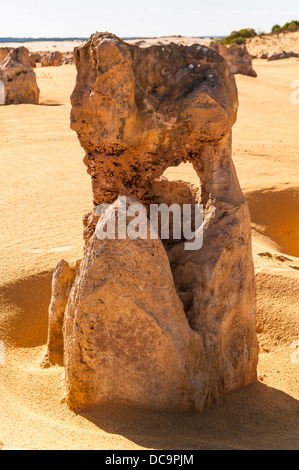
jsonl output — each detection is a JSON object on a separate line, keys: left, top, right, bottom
{"left": 76, "top": 382, "right": 299, "bottom": 450}
{"left": 39, "top": 103, "right": 64, "bottom": 107}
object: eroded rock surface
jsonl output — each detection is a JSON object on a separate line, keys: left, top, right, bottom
{"left": 46, "top": 32, "right": 258, "bottom": 412}
{"left": 71, "top": 34, "right": 238, "bottom": 211}
{"left": 0, "top": 47, "right": 40, "bottom": 104}
{"left": 210, "top": 43, "right": 257, "bottom": 77}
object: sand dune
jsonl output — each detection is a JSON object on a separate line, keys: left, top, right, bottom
{"left": 247, "top": 30, "right": 299, "bottom": 56}
{"left": 0, "top": 51, "right": 298, "bottom": 449}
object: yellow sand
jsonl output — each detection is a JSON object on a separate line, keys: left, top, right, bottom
{"left": 0, "top": 48, "right": 298, "bottom": 449}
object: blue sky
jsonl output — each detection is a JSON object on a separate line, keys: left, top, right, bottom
{"left": 1, "top": 0, "right": 299, "bottom": 38}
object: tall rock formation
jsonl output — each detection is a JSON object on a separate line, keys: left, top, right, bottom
{"left": 45, "top": 32, "right": 258, "bottom": 412}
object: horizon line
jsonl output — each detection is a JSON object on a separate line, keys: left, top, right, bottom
{"left": 0, "top": 35, "right": 224, "bottom": 43}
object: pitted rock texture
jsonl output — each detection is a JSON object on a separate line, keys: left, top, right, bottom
{"left": 210, "top": 43, "right": 257, "bottom": 77}
{"left": 45, "top": 32, "right": 258, "bottom": 412}
{"left": 0, "top": 47, "right": 40, "bottom": 105}
{"left": 71, "top": 33, "right": 238, "bottom": 210}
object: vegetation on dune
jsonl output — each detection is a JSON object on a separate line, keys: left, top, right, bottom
{"left": 271, "top": 20, "right": 299, "bottom": 34}
{"left": 217, "top": 20, "right": 299, "bottom": 46}
{"left": 218, "top": 28, "right": 257, "bottom": 45}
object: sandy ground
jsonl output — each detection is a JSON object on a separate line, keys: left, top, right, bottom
{"left": 0, "top": 41, "right": 298, "bottom": 450}
{"left": 0, "top": 40, "right": 85, "bottom": 54}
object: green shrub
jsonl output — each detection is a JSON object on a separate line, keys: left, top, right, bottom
{"left": 271, "top": 20, "right": 299, "bottom": 34}
{"left": 219, "top": 28, "right": 257, "bottom": 45}
{"left": 284, "top": 20, "right": 299, "bottom": 32}
{"left": 219, "top": 21, "right": 299, "bottom": 47}
{"left": 271, "top": 24, "right": 282, "bottom": 34}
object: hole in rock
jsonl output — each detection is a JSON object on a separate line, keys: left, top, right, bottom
{"left": 163, "top": 162, "right": 199, "bottom": 186}
{"left": 149, "top": 163, "right": 202, "bottom": 249}
{"left": 151, "top": 163, "right": 203, "bottom": 329}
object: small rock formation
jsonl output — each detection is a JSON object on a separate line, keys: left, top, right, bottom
{"left": 29, "top": 52, "right": 42, "bottom": 68}
{"left": 41, "top": 259, "right": 80, "bottom": 367}
{"left": 41, "top": 51, "right": 63, "bottom": 67}
{"left": 45, "top": 32, "right": 258, "bottom": 412}
{"left": 0, "top": 47, "right": 40, "bottom": 105}
{"left": 210, "top": 43, "right": 257, "bottom": 77}
{"left": 267, "top": 50, "right": 299, "bottom": 61}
